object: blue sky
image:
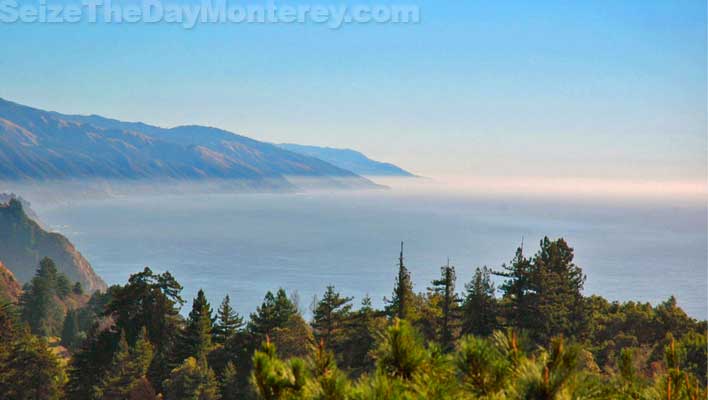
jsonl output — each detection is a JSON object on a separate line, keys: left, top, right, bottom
{"left": 1, "top": 0, "right": 705, "bottom": 180}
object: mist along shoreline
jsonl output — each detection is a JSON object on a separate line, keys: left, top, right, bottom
{"left": 25, "top": 184, "right": 706, "bottom": 321}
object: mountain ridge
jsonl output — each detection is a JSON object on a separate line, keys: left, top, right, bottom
{"left": 278, "top": 143, "right": 415, "bottom": 177}
{"left": 0, "top": 98, "right": 380, "bottom": 189}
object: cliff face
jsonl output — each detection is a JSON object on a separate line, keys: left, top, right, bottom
{"left": 0, "top": 261, "right": 21, "bottom": 303}
{"left": 0, "top": 199, "right": 107, "bottom": 292}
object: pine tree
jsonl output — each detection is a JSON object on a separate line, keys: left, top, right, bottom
{"left": 182, "top": 289, "right": 215, "bottom": 359}
{"left": 248, "top": 288, "right": 298, "bottom": 339}
{"left": 308, "top": 340, "right": 350, "bottom": 400}
{"left": 531, "top": 237, "right": 587, "bottom": 342}
{"left": 374, "top": 318, "right": 426, "bottom": 380}
{"left": 338, "top": 295, "right": 380, "bottom": 373}
{"left": 72, "top": 282, "right": 83, "bottom": 295}
{"left": 220, "top": 361, "right": 240, "bottom": 400}
{"left": 96, "top": 328, "right": 155, "bottom": 400}
{"left": 311, "top": 285, "right": 353, "bottom": 350}
{"left": 214, "top": 295, "right": 244, "bottom": 344}
{"left": 61, "top": 309, "right": 82, "bottom": 350}
{"left": 496, "top": 246, "right": 533, "bottom": 333}
{"left": 19, "top": 257, "right": 65, "bottom": 336}
{"left": 163, "top": 356, "right": 221, "bottom": 400}
{"left": 0, "top": 333, "right": 67, "bottom": 400}
{"left": 429, "top": 260, "right": 460, "bottom": 349}
{"left": 87, "top": 267, "right": 184, "bottom": 395}
{"left": 384, "top": 242, "right": 415, "bottom": 320}
{"left": 461, "top": 267, "right": 498, "bottom": 336}
{"left": 250, "top": 338, "right": 307, "bottom": 400}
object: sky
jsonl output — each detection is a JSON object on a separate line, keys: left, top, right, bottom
{"left": 0, "top": 0, "right": 706, "bottom": 182}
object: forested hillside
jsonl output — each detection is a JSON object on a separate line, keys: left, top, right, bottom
{"left": 0, "top": 238, "right": 705, "bottom": 399}
{"left": 0, "top": 198, "right": 106, "bottom": 292}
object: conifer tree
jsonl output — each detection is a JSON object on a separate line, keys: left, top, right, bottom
{"left": 96, "top": 328, "right": 155, "bottom": 399}
{"left": 248, "top": 288, "right": 298, "bottom": 339}
{"left": 250, "top": 338, "right": 307, "bottom": 400}
{"left": 61, "top": 309, "right": 82, "bottom": 350}
{"left": 374, "top": 319, "right": 426, "bottom": 380}
{"left": 384, "top": 242, "right": 415, "bottom": 320}
{"left": 214, "top": 295, "right": 244, "bottom": 344}
{"left": 72, "top": 282, "right": 83, "bottom": 295}
{"left": 92, "top": 267, "right": 184, "bottom": 394}
{"left": 20, "top": 257, "right": 65, "bottom": 336}
{"left": 220, "top": 361, "right": 240, "bottom": 400}
{"left": 338, "top": 295, "right": 380, "bottom": 373}
{"left": 462, "top": 266, "right": 498, "bottom": 336}
{"left": 163, "top": 356, "right": 221, "bottom": 400}
{"left": 497, "top": 238, "right": 587, "bottom": 343}
{"left": 311, "top": 285, "right": 353, "bottom": 350}
{"left": 181, "top": 289, "right": 215, "bottom": 359}
{"left": 429, "top": 261, "right": 460, "bottom": 349}
{"left": 307, "top": 340, "right": 350, "bottom": 400}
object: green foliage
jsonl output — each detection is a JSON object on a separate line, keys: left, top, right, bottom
{"left": 181, "top": 288, "right": 216, "bottom": 359}
{"left": 96, "top": 328, "right": 155, "bottom": 399}
{"left": 429, "top": 262, "right": 460, "bottom": 350}
{"left": 497, "top": 238, "right": 587, "bottom": 344}
{"left": 306, "top": 341, "right": 351, "bottom": 400}
{"left": 4, "top": 236, "right": 707, "bottom": 400}
{"left": 455, "top": 335, "right": 512, "bottom": 396}
{"left": 374, "top": 319, "right": 426, "bottom": 380}
{"left": 61, "top": 309, "right": 83, "bottom": 350}
{"left": 163, "top": 356, "right": 221, "bottom": 400}
{"left": 72, "top": 281, "right": 84, "bottom": 295}
{"left": 19, "top": 257, "right": 69, "bottom": 336}
{"left": 251, "top": 338, "right": 308, "bottom": 400}
{"left": 0, "top": 325, "right": 66, "bottom": 400}
{"left": 105, "top": 267, "right": 184, "bottom": 391}
{"left": 462, "top": 266, "right": 498, "bottom": 337}
{"left": 312, "top": 285, "right": 353, "bottom": 354}
{"left": 215, "top": 295, "right": 244, "bottom": 344}
{"left": 220, "top": 361, "right": 241, "bottom": 400}
{"left": 249, "top": 288, "right": 299, "bottom": 339}
{"left": 384, "top": 242, "right": 416, "bottom": 321}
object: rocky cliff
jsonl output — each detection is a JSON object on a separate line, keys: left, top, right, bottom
{"left": 0, "top": 199, "right": 106, "bottom": 292}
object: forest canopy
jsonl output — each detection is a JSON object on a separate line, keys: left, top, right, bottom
{"left": 0, "top": 237, "right": 705, "bottom": 399}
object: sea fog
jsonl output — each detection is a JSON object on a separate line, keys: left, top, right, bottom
{"left": 13, "top": 177, "right": 708, "bottom": 319}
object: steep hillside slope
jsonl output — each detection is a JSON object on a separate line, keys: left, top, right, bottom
{"left": 0, "top": 261, "right": 22, "bottom": 303}
{"left": 0, "top": 199, "right": 106, "bottom": 292}
{"left": 278, "top": 143, "right": 414, "bottom": 177}
{"left": 0, "top": 98, "right": 377, "bottom": 188}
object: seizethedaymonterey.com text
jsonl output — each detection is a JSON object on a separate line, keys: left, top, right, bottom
{"left": 0, "top": 0, "right": 420, "bottom": 29}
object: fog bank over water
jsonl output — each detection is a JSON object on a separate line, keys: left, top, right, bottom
{"left": 372, "top": 176, "right": 707, "bottom": 205}
{"left": 16, "top": 176, "right": 704, "bottom": 320}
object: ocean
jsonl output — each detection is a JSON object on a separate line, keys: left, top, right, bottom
{"left": 33, "top": 182, "right": 707, "bottom": 319}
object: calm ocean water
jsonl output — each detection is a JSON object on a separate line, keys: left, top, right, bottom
{"left": 34, "top": 188, "right": 707, "bottom": 319}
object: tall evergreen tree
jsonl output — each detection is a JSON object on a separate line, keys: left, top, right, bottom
{"left": 61, "top": 309, "right": 82, "bottom": 350}
{"left": 181, "top": 289, "right": 215, "bottom": 359}
{"left": 496, "top": 246, "right": 532, "bottom": 332}
{"left": 19, "top": 257, "right": 66, "bottom": 336}
{"left": 214, "top": 295, "right": 244, "bottom": 344}
{"left": 429, "top": 260, "right": 460, "bottom": 349}
{"left": 220, "top": 361, "right": 241, "bottom": 400}
{"left": 71, "top": 267, "right": 184, "bottom": 396}
{"left": 311, "top": 285, "right": 353, "bottom": 350}
{"left": 384, "top": 242, "right": 415, "bottom": 320}
{"left": 96, "top": 328, "right": 155, "bottom": 400}
{"left": 248, "top": 288, "right": 298, "bottom": 339}
{"left": 163, "top": 356, "right": 221, "bottom": 400}
{"left": 0, "top": 328, "right": 67, "bottom": 400}
{"left": 461, "top": 266, "right": 498, "bottom": 336}
{"left": 497, "top": 238, "right": 587, "bottom": 343}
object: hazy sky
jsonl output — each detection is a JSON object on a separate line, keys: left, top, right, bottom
{"left": 1, "top": 0, "right": 705, "bottom": 180}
